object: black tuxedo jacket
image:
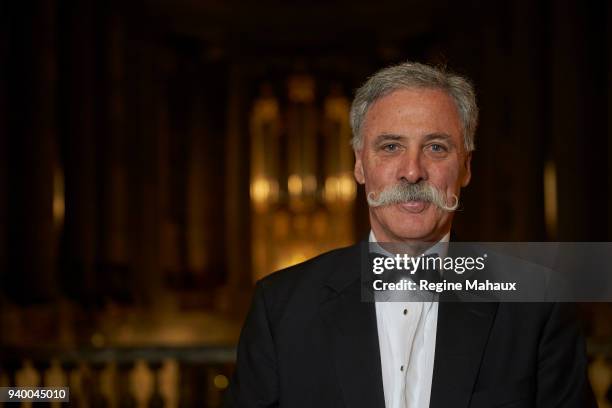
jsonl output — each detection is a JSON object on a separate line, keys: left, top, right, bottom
{"left": 224, "top": 241, "right": 596, "bottom": 408}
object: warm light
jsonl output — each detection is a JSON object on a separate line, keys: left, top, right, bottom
{"left": 543, "top": 160, "right": 558, "bottom": 238}
{"left": 274, "top": 244, "right": 316, "bottom": 271}
{"left": 303, "top": 174, "right": 317, "bottom": 194}
{"left": 275, "top": 253, "right": 308, "bottom": 270}
{"left": 53, "top": 166, "right": 65, "bottom": 228}
{"left": 288, "top": 75, "right": 315, "bottom": 103}
{"left": 288, "top": 174, "right": 317, "bottom": 198}
{"left": 324, "top": 96, "right": 350, "bottom": 121}
{"left": 252, "top": 97, "right": 279, "bottom": 121}
{"left": 339, "top": 175, "right": 356, "bottom": 200}
{"left": 324, "top": 173, "right": 356, "bottom": 204}
{"left": 250, "top": 177, "right": 279, "bottom": 212}
{"left": 288, "top": 174, "right": 303, "bottom": 196}
{"left": 213, "top": 374, "right": 229, "bottom": 389}
{"left": 324, "top": 176, "right": 338, "bottom": 202}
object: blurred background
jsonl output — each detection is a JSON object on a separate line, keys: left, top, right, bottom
{"left": 1, "top": 0, "right": 611, "bottom": 406}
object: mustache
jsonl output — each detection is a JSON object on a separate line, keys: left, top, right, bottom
{"left": 366, "top": 181, "right": 459, "bottom": 212}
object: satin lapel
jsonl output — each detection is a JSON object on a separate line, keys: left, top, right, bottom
{"left": 429, "top": 299, "right": 498, "bottom": 408}
{"left": 319, "top": 243, "right": 385, "bottom": 408}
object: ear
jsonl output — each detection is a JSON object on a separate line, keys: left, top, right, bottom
{"left": 461, "top": 152, "right": 472, "bottom": 187}
{"left": 354, "top": 149, "right": 365, "bottom": 185}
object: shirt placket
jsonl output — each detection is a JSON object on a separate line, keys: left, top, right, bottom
{"left": 393, "top": 302, "right": 422, "bottom": 408}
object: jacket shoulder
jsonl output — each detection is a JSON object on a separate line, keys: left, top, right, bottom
{"left": 254, "top": 243, "right": 361, "bottom": 323}
{"left": 259, "top": 243, "right": 359, "bottom": 290}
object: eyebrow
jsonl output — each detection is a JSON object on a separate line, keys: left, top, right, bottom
{"left": 373, "top": 134, "right": 404, "bottom": 144}
{"left": 372, "top": 132, "right": 455, "bottom": 145}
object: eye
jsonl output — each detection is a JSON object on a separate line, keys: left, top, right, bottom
{"left": 382, "top": 143, "right": 399, "bottom": 152}
{"left": 427, "top": 143, "right": 448, "bottom": 154}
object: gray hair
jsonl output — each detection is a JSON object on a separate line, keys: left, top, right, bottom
{"left": 350, "top": 62, "right": 478, "bottom": 152}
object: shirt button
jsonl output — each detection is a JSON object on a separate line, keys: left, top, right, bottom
{"left": 400, "top": 365, "right": 404, "bottom": 371}
{"left": 403, "top": 309, "right": 407, "bottom": 315}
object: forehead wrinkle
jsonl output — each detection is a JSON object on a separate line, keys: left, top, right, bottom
{"left": 363, "top": 88, "right": 464, "bottom": 148}
{"left": 372, "top": 132, "right": 455, "bottom": 146}
{"left": 375, "top": 133, "right": 403, "bottom": 141}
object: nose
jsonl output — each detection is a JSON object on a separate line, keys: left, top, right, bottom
{"left": 397, "top": 149, "right": 427, "bottom": 184}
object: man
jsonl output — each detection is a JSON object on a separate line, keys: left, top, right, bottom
{"left": 224, "top": 62, "right": 595, "bottom": 407}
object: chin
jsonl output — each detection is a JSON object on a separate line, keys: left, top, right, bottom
{"left": 390, "top": 226, "right": 437, "bottom": 242}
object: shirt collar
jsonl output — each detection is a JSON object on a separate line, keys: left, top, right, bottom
{"left": 368, "top": 230, "right": 450, "bottom": 259}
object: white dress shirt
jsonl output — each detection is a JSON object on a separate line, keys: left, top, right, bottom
{"left": 371, "top": 231, "right": 449, "bottom": 408}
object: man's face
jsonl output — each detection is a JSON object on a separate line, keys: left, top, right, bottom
{"left": 354, "top": 88, "right": 472, "bottom": 243}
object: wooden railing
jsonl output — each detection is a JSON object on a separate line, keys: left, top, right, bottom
{"left": 588, "top": 340, "right": 612, "bottom": 408}
{"left": 0, "top": 346, "right": 235, "bottom": 407}
{"left": 1, "top": 342, "right": 612, "bottom": 407}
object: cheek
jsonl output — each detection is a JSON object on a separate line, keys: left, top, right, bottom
{"left": 430, "top": 162, "right": 462, "bottom": 191}
{"left": 363, "top": 158, "right": 394, "bottom": 187}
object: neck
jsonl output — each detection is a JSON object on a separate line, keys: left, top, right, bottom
{"left": 370, "top": 225, "right": 451, "bottom": 256}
